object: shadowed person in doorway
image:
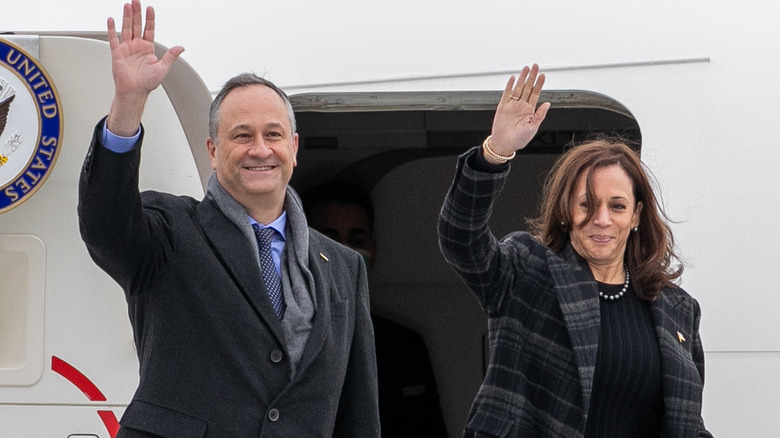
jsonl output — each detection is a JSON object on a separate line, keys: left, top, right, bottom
{"left": 303, "top": 180, "right": 448, "bottom": 438}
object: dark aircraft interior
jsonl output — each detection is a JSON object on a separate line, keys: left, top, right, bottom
{"left": 289, "top": 90, "right": 641, "bottom": 436}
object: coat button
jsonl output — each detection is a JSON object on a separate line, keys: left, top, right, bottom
{"left": 270, "top": 349, "right": 283, "bottom": 363}
{"left": 268, "top": 408, "right": 280, "bottom": 422}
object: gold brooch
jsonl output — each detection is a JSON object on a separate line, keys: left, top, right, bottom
{"left": 676, "top": 331, "right": 686, "bottom": 343}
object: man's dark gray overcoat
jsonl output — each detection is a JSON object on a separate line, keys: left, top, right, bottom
{"left": 78, "top": 122, "right": 379, "bottom": 437}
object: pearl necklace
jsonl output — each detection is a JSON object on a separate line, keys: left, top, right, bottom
{"left": 598, "top": 265, "right": 630, "bottom": 301}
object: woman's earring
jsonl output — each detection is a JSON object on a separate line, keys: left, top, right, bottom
{"left": 633, "top": 227, "right": 639, "bottom": 232}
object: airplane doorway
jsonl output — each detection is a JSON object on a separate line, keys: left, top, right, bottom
{"left": 290, "top": 90, "right": 640, "bottom": 437}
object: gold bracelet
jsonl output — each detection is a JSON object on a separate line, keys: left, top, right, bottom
{"left": 482, "top": 135, "right": 516, "bottom": 163}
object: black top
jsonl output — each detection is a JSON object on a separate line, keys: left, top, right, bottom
{"left": 585, "top": 283, "right": 664, "bottom": 437}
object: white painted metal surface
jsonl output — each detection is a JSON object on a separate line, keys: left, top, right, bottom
{"left": 2, "top": 2, "right": 778, "bottom": 434}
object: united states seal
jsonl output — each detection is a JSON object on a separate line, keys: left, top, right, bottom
{"left": 0, "top": 38, "right": 63, "bottom": 214}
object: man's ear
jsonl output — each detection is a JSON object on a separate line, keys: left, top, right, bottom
{"left": 206, "top": 137, "right": 217, "bottom": 170}
{"left": 292, "top": 133, "right": 299, "bottom": 167}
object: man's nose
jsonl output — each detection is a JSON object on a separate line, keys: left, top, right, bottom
{"left": 248, "top": 140, "right": 274, "bottom": 157}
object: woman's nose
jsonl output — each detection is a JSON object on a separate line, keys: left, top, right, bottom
{"left": 592, "top": 204, "right": 611, "bottom": 226}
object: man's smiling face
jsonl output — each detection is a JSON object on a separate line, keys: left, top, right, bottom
{"left": 207, "top": 84, "right": 298, "bottom": 216}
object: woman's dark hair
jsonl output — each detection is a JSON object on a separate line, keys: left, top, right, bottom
{"left": 528, "top": 135, "right": 682, "bottom": 300}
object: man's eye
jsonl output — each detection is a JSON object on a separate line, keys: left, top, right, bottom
{"left": 349, "top": 238, "right": 370, "bottom": 249}
{"left": 323, "top": 231, "right": 340, "bottom": 241}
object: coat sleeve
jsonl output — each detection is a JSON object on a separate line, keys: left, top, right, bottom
{"left": 332, "top": 253, "right": 380, "bottom": 437}
{"left": 437, "top": 146, "right": 533, "bottom": 314}
{"left": 77, "top": 119, "right": 166, "bottom": 295}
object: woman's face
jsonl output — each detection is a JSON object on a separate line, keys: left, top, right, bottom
{"left": 569, "top": 165, "right": 642, "bottom": 270}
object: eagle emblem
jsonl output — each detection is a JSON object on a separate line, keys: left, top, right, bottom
{"left": 0, "top": 37, "right": 63, "bottom": 214}
{"left": 0, "top": 79, "right": 21, "bottom": 167}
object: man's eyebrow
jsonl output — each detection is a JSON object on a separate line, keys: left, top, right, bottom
{"left": 227, "top": 123, "right": 252, "bottom": 132}
{"left": 227, "top": 122, "right": 286, "bottom": 131}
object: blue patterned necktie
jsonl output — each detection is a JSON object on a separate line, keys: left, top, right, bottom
{"left": 252, "top": 225, "right": 286, "bottom": 320}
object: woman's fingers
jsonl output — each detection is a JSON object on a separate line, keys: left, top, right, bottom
{"left": 528, "top": 71, "right": 545, "bottom": 108}
{"left": 519, "top": 64, "right": 540, "bottom": 102}
{"left": 501, "top": 75, "right": 517, "bottom": 102}
{"left": 510, "top": 66, "right": 531, "bottom": 100}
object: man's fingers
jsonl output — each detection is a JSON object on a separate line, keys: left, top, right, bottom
{"left": 159, "top": 46, "right": 185, "bottom": 70}
{"left": 120, "top": 3, "right": 133, "bottom": 44}
{"left": 107, "top": 17, "right": 119, "bottom": 50}
{"left": 131, "top": 0, "right": 143, "bottom": 41}
{"left": 143, "top": 5, "right": 156, "bottom": 42}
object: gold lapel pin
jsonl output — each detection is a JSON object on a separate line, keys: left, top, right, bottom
{"left": 676, "top": 331, "right": 686, "bottom": 343}
{"left": 319, "top": 253, "right": 329, "bottom": 262}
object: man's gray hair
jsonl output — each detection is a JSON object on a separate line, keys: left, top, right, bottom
{"left": 208, "top": 73, "right": 296, "bottom": 142}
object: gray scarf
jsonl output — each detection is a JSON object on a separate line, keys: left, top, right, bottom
{"left": 206, "top": 174, "right": 316, "bottom": 377}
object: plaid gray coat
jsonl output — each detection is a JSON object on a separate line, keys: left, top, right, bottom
{"left": 438, "top": 148, "right": 712, "bottom": 438}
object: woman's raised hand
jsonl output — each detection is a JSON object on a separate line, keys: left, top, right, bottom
{"left": 486, "top": 64, "right": 550, "bottom": 163}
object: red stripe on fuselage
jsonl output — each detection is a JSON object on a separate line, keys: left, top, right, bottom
{"left": 51, "top": 356, "right": 107, "bottom": 401}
